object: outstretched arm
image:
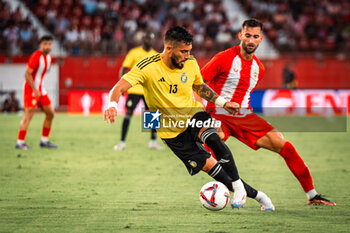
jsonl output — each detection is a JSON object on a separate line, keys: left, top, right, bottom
{"left": 192, "top": 83, "right": 239, "bottom": 115}
{"left": 104, "top": 79, "right": 132, "bottom": 124}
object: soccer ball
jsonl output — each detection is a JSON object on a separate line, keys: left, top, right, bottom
{"left": 199, "top": 181, "right": 230, "bottom": 211}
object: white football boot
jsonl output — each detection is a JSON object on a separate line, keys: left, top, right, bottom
{"left": 148, "top": 140, "right": 164, "bottom": 150}
{"left": 113, "top": 141, "right": 126, "bottom": 150}
{"left": 231, "top": 180, "right": 247, "bottom": 208}
{"left": 256, "top": 191, "right": 275, "bottom": 211}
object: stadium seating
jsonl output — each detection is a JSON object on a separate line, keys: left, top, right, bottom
{"left": 1, "top": 0, "right": 349, "bottom": 56}
{"left": 237, "top": 0, "right": 350, "bottom": 55}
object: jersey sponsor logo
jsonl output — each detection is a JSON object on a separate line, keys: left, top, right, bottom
{"left": 158, "top": 77, "right": 165, "bottom": 82}
{"left": 143, "top": 110, "right": 161, "bottom": 129}
{"left": 136, "top": 54, "right": 161, "bottom": 70}
{"left": 180, "top": 72, "right": 188, "bottom": 83}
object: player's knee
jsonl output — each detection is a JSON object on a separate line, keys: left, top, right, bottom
{"left": 271, "top": 135, "right": 286, "bottom": 152}
{"left": 124, "top": 112, "right": 132, "bottom": 120}
{"left": 46, "top": 111, "right": 54, "bottom": 120}
{"left": 202, "top": 157, "right": 216, "bottom": 173}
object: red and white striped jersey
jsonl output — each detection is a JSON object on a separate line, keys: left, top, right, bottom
{"left": 24, "top": 50, "right": 52, "bottom": 95}
{"left": 201, "top": 46, "right": 264, "bottom": 115}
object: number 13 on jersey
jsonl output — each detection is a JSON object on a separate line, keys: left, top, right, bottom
{"left": 169, "top": 84, "right": 178, "bottom": 94}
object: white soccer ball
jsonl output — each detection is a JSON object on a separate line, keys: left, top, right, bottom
{"left": 199, "top": 181, "right": 230, "bottom": 211}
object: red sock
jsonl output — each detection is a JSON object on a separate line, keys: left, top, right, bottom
{"left": 42, "top": 127, "right": 51, "bottom": 137}
{"left": 18, "top": 130, "right": 27, "bottom": 141}
{"left": 279, "top": 141, "right": 314, "bottom": 192}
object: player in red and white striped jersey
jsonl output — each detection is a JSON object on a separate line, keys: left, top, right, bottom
{"left": 16, "top": 35, "right": 57, "bottom": 150}
{"left": 201, "top": 19, "right": 335, "bottom": 206}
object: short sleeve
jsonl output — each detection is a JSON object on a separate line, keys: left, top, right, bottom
{"left": 200, "top": 52, "right": 224, "bottom": 82}
{"left": 193, "top": 60, "right": 204, "bottom": 85}
{"left": 256, "top": 58, "right": 265, "bottom": 81}
{"left": 122, "top": 49, "right": 135, "bottom": 69}
{"left": 27, "top": 51, "right": 40, "bottom": 70}
{"left": 122, "top": 65, "right": 146, "bottom": 87}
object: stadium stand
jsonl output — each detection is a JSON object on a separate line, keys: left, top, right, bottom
{"left": 237, "top": 0, "right": 350, "bottom": 56}
{"left": 14, "top": 0, "right": 235, "bottom": 56}
{"left": 1, "top": 0, "right": 349, "bottom": 57}
{"left": 0, "top": 0, "right": 40, "bottom": 55}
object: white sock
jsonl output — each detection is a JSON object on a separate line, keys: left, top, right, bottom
{"left": 255, "top": 191, "right": 264, "bottom": 201}
{"left": 306, "top": 189, "right": 317, "bottom": 200}
{"left": 17, "top": 140, "right": 24, "bottom": 145}
{"left": 232, "top": 179, "right": 244, "bottom": 191}
{"left": 41, "top": 136, "right": 49, "bottom": 143}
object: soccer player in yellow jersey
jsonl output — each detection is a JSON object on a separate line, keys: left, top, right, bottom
{"left": 114, "top": 32, "right": 163, "bottom": 151}
{"left": 104, "top": 26, "right": 274, "bottom": 210}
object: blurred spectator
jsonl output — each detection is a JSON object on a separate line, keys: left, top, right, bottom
{"left": 64, "top": 25, "right": 80, "bottom": 55}
{"left": 18, "top": 21, "right": 34, "bottom": 54}
{"left": 283, "top": 63, "right": 297, "bottom": 89}
{"left": 237, "top": 0, "right": 350, "bottom": 55}
{"left": 2, "top": 91, "right": 20, "bottom": 113}
{"left": 19, "top": 0, "right": 236, "bottom": 56}
{"left": 3, "top": 21, "right": 19, "bottom": 55}
{"left": 1, "top": 0, "right": 346, "bottom": 56}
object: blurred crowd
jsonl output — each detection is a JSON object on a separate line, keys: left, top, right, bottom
{"left": 1, "top": 0, "right": 349, "bottom": 56}
{"left": 0, "top": 0, "right": 40, "bottom": 55}
{"left": 238, "top": 0, "right": 350, "bottom": 55}
{"left": 19, "top": 0, "right": 235, "bottom": 56}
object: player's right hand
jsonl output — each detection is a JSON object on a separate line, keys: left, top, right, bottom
{"left": 223, "top": 102, "right": 240, "bottom": 115}
{"left": 33, "top": 89, "right": 41, "bottom": 97}
{"left": 104, "top": 107, "right": 117, "bottom": 124}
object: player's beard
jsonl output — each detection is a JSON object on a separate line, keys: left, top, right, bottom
{"left": 242, "top": 42, "right": 258, "bottom": 54}
{"left": 171, "top": 55, "right": 184, "bottom": 69}
{"left": 43, "top": 48, "right": 51, "bottom": 55}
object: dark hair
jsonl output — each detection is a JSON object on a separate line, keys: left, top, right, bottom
{"left": 39, "top": 35, "right": 53, "bottom": 43}
{"left": 164, "top": 26, "right": 192, "bottom": 44}
{"left": 242, "top": 18, "right": 263, "bottom": 31}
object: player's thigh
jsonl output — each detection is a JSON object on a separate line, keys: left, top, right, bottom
{"left": 24, "top": 107, "right": 36, "bottom": 119}
{"left": 125, "top": 94, "right": 142, "bottom": 114}
{"left": 163, "top": 130, "right": 211, "bottom": 176}
{"left": 40, "top": 95, "right": 54, "bottom": 118}
{"left": 255, "top": 129, "right": 285, "bottom": 153}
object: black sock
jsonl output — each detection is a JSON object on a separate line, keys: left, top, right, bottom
{"left": 208, "top": 163, "right": 234, "bottom": 191}
{"left": 201, "top": 129, "right": 258, "bottom": 199}
{"left": 241, "top": 179, "right": 258, "bottom": 198}
{"left": 201, "top": 128, "right": 239, "bottom": 181}
{"left": 121, "top": 113, "right": 131, "bottom": 141}
{"left": 151, "top": 129, "right": 157, "bottom": 140}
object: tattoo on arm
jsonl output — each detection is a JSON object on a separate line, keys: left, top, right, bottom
{"left": 193, "top": 83, "right": 219, "bottom": 104}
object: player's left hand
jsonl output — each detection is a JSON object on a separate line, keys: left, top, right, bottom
{"left": 223, "top": 102, "right": 240, "bottom": 115}
{"left": 104, "top": 107, "right": 117, "bottom": 124}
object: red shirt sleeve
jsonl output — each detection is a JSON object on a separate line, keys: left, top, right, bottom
{"left": 256, "top": 58, "right": 265, "bottom": 82}
{"left": 27, "top": 51, "right": 40, "bottom": 70}
{"left": 200, "top": 51, "right": 225, "bottom": 82}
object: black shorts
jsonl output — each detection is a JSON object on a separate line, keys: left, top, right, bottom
{"left": 125, "top": 94, "right": 149, "bottom": 114}
{"left": 163, "top": 111, "right": 213, "bottom": 176}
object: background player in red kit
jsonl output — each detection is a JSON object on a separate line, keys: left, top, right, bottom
{"left": 16, "top": 35, "right": 57, "bottom": 150}
{"left": 201, "top": 18, "right": 335, "bottom": 206}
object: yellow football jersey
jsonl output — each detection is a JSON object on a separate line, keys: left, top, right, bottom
{"left": 122, "top": 54, "right": 205, "bottom": 139}
{"left": 122, "top": 46, "right": 158, "bottom": 95}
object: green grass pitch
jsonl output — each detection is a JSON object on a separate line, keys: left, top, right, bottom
{"left": 0, "top": 113, "right": 350, "bottom": 233}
